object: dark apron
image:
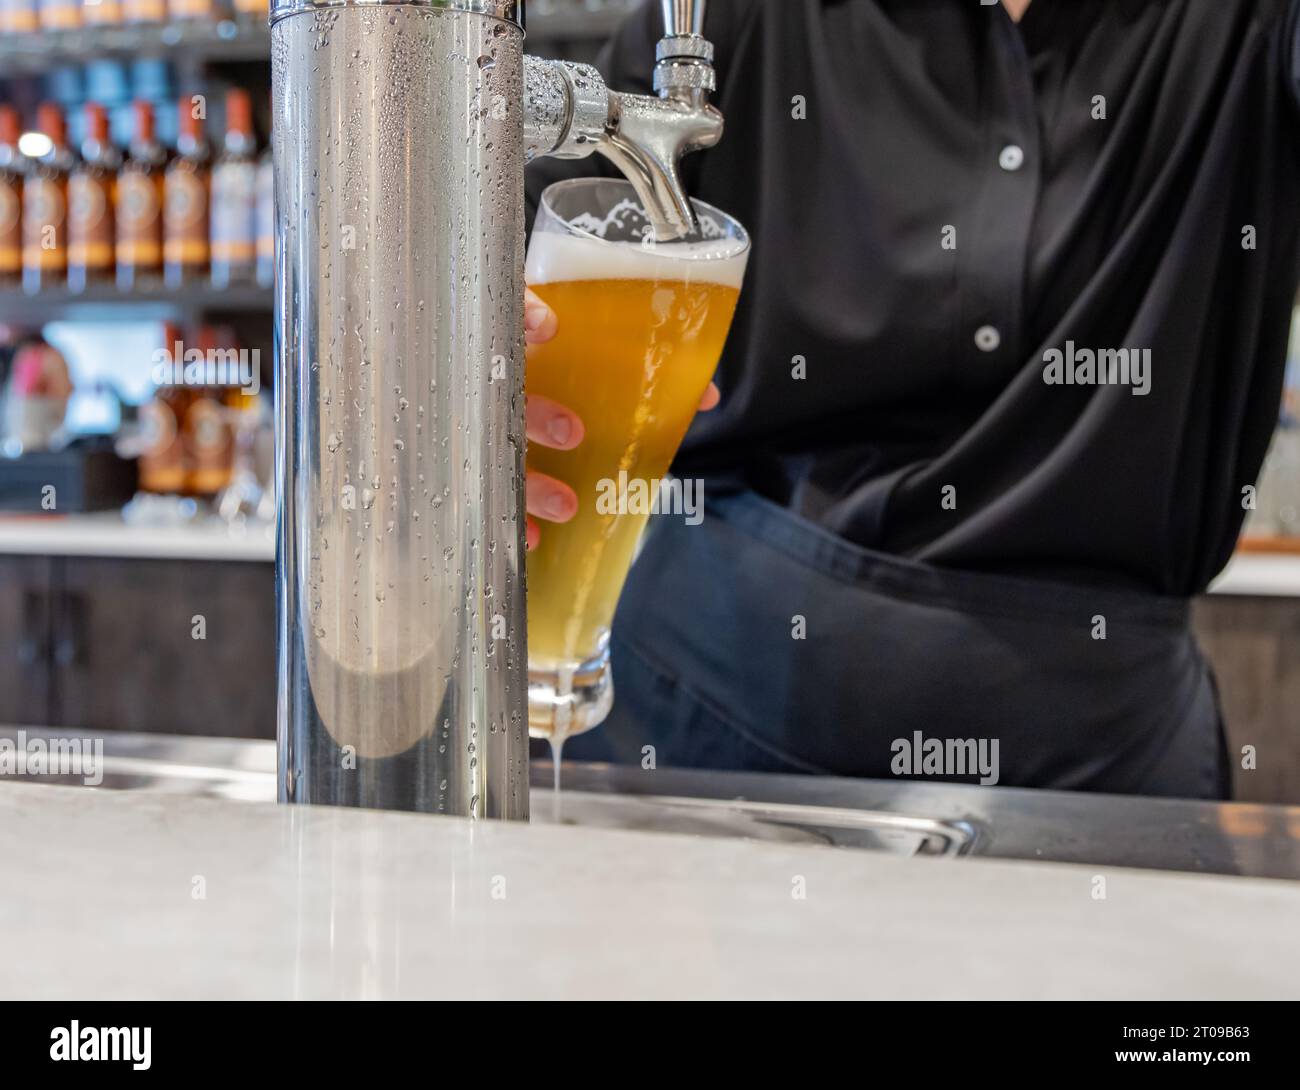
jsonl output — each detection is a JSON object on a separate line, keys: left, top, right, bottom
{"left": 561, "top": 489, "right": 1229, "bottom": 800}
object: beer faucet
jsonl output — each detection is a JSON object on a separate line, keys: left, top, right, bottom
{"left": 523, "top": 0, "right": 722, "bottom": 240}
{"left": 272, "top": 0, "right": 726, "bottom": 819}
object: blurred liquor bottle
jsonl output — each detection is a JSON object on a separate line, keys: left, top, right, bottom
{"left": 0, "top": 0, "right": 40, "bottom": 32}
{"left": 38, "top": 0, "right": 81, "bottom": 29}
{"left": 21, "top": 103, "right": 74, "bottom": 295}
{"left": 121, "top": 0, "right": 165, "bottom": 25}
{"left": 164, "top": 96, "right": 212, "bottom": 287}
{"left": 232, "top": 0, "right": 267, "bottom": 16}
{"left": 68, "top": 102, "right": 121, "bottom": 293}
{"left": 81, "top": 0, "right": 122, "bottom": 25}
{"left": 182, "top": 325, "right": 235, "bottom": 496}
{"left": 138, "top": 322, "right": 191, "bottom": 495}
{"left": 169, "top": 0, "right": 225, "bottom": 19}
{"left": 210, "top": 89, "right": 258, "bottom": 289}
{"left": 216, "top": 365, "right": 267, "bottom": 522}
{"left": 140, "top": 323, "right": 239, "bottom": 497}
{"left": 116, "top": 100, "right": 167, "bottom": 292}
{"left": 0, "top": 105, "right": 25, "bottom": 286}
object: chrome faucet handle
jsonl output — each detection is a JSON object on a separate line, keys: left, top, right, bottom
{"left": 660, "top": 0, "right": 706, "bottom": 38}
{"left": 655, "top": 0, "right": 715, "bottom": 104}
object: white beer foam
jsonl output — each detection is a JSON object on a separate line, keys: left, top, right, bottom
{"left": 526, "top": 230, "right": 748, "bottom": 289}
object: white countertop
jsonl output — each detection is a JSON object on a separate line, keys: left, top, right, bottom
{"left": 1206, "top": 552, "right": 1300, "bottom": 597}
{"left": 0, "top": 511, "right": 275, "bottom": 562}
{"left": 3, "top": 782, "right": 1298, "bottom": 999}
{"left": 2, "top": 512, "right": 1299, "bottom": 595}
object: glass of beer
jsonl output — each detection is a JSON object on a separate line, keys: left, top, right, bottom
{"left": 525, "top": 177, "right": 749, "bottom": 743}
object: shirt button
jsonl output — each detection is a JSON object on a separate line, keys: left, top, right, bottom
{"left": 998, "top": 144, "right": 1025, "bottom": 171}
{"left": 974, "top": 325, "right": 1001, "bottom": 352}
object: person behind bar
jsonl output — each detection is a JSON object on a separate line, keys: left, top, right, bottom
{"left": 521, "top": 0, "right": 1300, "bottom": 798}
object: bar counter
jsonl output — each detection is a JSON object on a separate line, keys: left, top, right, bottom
{"left": 2, "top": 742, "right": 1298, "bottom": 999}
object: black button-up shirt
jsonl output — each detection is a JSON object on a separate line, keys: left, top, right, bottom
{"left": 525, "top": 0, "right": 1300, "bottom": 595}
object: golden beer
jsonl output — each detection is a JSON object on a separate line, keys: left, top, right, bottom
{"left": 525, "top": 179, "right": 749, "bottom": 739}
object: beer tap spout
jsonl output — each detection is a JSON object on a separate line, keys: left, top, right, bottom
{"left": 523, "top": 0, "right": 722, "bottom": 242}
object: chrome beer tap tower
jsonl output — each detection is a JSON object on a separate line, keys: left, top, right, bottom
{"left": 272, "top": 0, "right": 721, "bottom": 817}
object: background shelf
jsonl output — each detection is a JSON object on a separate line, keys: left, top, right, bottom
{"left": 0, "top": 4, "right": 632, "bottom": 74}
{"left": 0, "top": 283, "right": 272, "bottom": 323}
{"left": 0, "top": 20, "right": 273, "bottom": 72}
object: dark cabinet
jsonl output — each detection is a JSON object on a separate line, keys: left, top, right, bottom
{"left": 2, "top": 551, "right": 1296, "bottom": 798}
{"left": 0, "top": 554, "right": 275, "bottom": 739}
{"left": 1193, "top": 595, "right": 1300, "bottom": 806}
{"left": 0, "top": 555, "right": 55, "bottom": 726}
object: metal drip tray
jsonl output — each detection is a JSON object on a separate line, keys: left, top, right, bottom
{"left": 6, "top": 727, "right": 1300, "bottom": 879}
{"left": 0, "top": 728, "right": 974, "bottom": 857}
{"left": 533, "top": 790, "right": 975, "bottom": 856}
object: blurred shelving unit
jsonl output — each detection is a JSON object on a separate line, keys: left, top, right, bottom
{"left": 0, "top": 19, "right": 272, "bottom": 72}
{"left": 0, "top": 282, "right": 271, "bottom": 324}
{"left": 0, "top": 16, "right": 277, "bottom": 322}
{"left": 0, "top": 1, "right": 636, "bottom": 322}
{"left": 0, "top": 0, "right": 633, "bottom": 71}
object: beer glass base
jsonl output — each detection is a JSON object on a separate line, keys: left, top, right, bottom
{"left": 528, "top": 647, "right": 614, "bottom": 740}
